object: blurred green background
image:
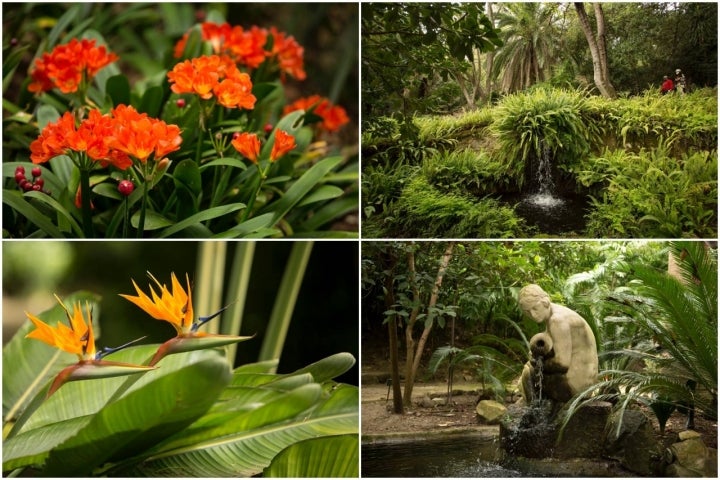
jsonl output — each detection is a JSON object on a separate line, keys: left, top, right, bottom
{"left": 2, "top": 241, "right": 359, "bottom": 385}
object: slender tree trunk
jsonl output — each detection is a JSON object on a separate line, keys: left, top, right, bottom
{"left": 384, "top": 272, "right": 404, "bottom": 414}
{"left": 574, "top": 2, "right": 617, "bottom": 99}
{"left": 403, "top": 242, "right": 456, "bottom": 407}
{"left": 484, "top": 2, "right": 495, "bottom": 100}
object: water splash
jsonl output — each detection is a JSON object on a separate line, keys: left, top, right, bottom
{"left": 525, "top": 139, "right": 564, "bottom": 208}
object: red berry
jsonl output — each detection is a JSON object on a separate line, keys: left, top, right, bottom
{"left": 176, "top": 98, "right": 186, "bottom": 108}
{"left": 34, "top": 178, "right": 44, "bottom": 188}
{"left": 14, "top": 171, "right": 26, "bottom": 183}
{"left": 10, "top": 38, "right": 18, "bottom": 47}
{"left": 118, "top": 180, "right": 135, "bottom": 196}
{"left": 20, "top": 180, "right": 33, "bottom": 191}
{"left": 263, "top": 123, "right": 273, "bottom": 133}
{"left": 31, "top": 166, "right": 42, "bottom": 178}
{"left": 31, "top": 184, "right": 42, "bottom": 191}
{"left": 232, "top": 132, "right": 240, "bottom": 140}
{"left": 15, "top": 165, "right": 25, "bottom": 174}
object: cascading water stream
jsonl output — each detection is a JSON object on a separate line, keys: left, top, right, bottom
{"left": 526, "top": 139, "right": 563, "bottom": 208}
{"left": 534, "top": 355, "right": 544, "bottom": 402}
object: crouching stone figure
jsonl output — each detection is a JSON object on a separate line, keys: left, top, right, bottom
{"left": 518, "top": 284, "right": 598, "bottom": 403}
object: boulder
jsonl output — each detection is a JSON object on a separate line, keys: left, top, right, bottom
{"left": 604, "top": 409, "right": 662, "bottom": 476}
{"left": 476, "top": 400, "right": 507, "bottom": 424}
{"left": 554, "top": 401, "right": 611, "bottom": 458}
{"left": 664, "top": 432, "right": 717, "bottom": 477}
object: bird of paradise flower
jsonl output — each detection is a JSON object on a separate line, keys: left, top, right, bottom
{"left": 120, "top": 272, "right": 253, "bottom": 366}
{"left": 25, "top": 296, "right": 154, "bottom": 397}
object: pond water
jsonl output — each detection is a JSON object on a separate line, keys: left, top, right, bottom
{"left": 502, "top": 193, "right": 591, "bottom": 235}
{"left": 362, "top": 434, "right": 524, "bottom": 477}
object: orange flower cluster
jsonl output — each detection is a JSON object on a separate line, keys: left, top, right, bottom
{"left": 174, "top": 22, "right": 306, "bottom": 81}
{"left": 284, "top": 95, "right": 350, "bottom": 133}
{"left": 28, "top": 38, "right": 118, "bottom": 94}
{"left": 29, "top": 105, "right": 182, "bottom": 167}
{"left": 231, "top": 129, "right": 296, "bottom": 163}
{"left": 168, "top": 55, "right": 256, "bottom": 109}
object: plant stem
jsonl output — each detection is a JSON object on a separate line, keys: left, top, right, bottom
{"left": 136, "top": 172, "right": 149, "bottom": 238}
{"left": 194, "top": 242, "right": 227, "bottom": 335}
{"left": 122, "top": 198, "right": 129, "bottom": 238}
{"left": 78, "top": 163, "right": 94, "bottom": 237}
{"left": 222, "top": 241, "right": 256, "bottom": 365}
{"left": 240, "top": 165, "right": 265, "bottom": 223}
{"left": 258, "top": 241, "right": 313, "bottom": 371}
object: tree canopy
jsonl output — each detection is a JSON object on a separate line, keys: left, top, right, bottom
{"left": 362, "top": 2, "right": 718, "bottom": 117}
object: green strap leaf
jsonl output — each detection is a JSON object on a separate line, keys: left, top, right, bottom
{"left": 264, "top": 434, "right": 359, "bottom": 477}
{"left": 2, "top": 190, "right": 65, "bottom": 238}
{"left": 158, "top": 203, "right": 245, "bottom": 238}
{"left": 258, "top": 156, "right": 343, "bottom": 225}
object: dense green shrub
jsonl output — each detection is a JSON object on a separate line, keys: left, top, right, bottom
{"left": 420, "top": 149, "right": 521, "bottom": 195}
{"left": 491, "top": 87, "right": 602, "bottom": 185}
{"left": 383, "top": 176, "right": 528, "bottom": 238}
{"left": 574, "top": 146, "right": 717, "bottom": 238}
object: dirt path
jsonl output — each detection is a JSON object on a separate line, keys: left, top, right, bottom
{"left": 361, "top": 381, "right": 501, "bottom": 438}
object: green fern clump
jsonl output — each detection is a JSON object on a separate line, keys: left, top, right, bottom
{"left": 415, "top": 107, "right": 495, "bottom": 143}
{"left": 491, "top": 87, "right": 600, "bottom": 174}
{"left": 389, "top": 176, "right": 528, "bottom": 238}
{"left": 577, "top": 146, "right": 717, "bottom": 238}
{"left": 420, "top": 149, "right": 522, "bottom": 195}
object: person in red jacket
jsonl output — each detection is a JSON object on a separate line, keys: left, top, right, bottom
{"left": 660, "top": 75, "right": 675, "bottom": 95}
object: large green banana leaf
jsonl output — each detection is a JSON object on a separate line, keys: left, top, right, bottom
{"left": 3, "top": 291, "right": 101, "bottom": 424}
{"left": 263, "top": 434, "right": 359, "bottom": 477}
{"left": 109, "top": 361, "right": 359, "bottom": 476}
{"left": 3, "top": 345, "right": 231, "bottom": 476}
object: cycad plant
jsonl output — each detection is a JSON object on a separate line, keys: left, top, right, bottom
{"left": 562, "top": 241, "right": 717, "bottom": 437}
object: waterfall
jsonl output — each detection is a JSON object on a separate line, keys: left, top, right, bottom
{"left": 526, "top": 139, "right": 563, "bottom": 207}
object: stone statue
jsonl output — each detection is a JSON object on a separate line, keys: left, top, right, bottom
{"left": 518, "top": 284, "right": 598, "bottom": 403}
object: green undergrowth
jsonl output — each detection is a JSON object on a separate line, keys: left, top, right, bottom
{"left": 365, "top": 175, "right": 529, "bottom": 238}
{"left": 362, "top": 87, "right": 717, "bottom": 238}
{"left": 572, "top": 146, "right": 717, "bottom": 238}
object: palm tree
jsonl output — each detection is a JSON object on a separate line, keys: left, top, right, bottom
{"left": 491, "top": 3, "right": 562, "bottom": 93}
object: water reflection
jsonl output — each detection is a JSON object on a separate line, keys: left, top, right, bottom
{"left": 362, "top": 434, "right": 523, "bottom": 478}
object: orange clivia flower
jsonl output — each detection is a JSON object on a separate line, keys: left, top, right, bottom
{"left": 28, "top": 38, "right": 118, "bottom": 94}
{"left": 270, "top": 130, "right": 297, "bottom": 162}
{"left": 110, "top": 105, "right": 183, "bottom": 163}
{"left": 231, "top": 132, "right": 261, "bottom": 163}
{"left": 284, "top": 95, "right": 350, "bottom": 133}
{"left": 269, "top": 27, "right": 306, "bottom": 81}
{"left": 29, "top": 111, "right": 133, "bottom": 170}
{"left": 26, "top": 296, "right": 97, "bottom": 361}
{"left": 172, "top": 22, "right": 305, "bottom": 81}
{"left": 214, "top": 69, "right": 256, "bottom": 109}
{"left": 168, "top": 54, "right": 256, "bottom": 109}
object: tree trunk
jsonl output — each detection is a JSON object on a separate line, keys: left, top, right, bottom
{"left": 384, "top": 273, "right": 404, "bottom": 414}
{"left": 574, "top": 2, "right": 617, "bottom": 99}
{"left": 484, "top": 2, "right": 495, "bottom": 100}
{"left": 403, "top": 242, "right": 456, "bottom": 407}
